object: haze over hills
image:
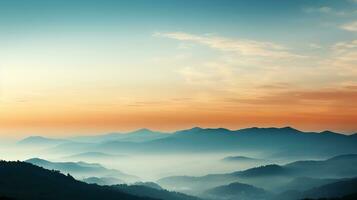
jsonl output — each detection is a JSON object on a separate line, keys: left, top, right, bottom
{"left": 204, "top": 182, "right": 271, "bottom": 200}
{"left": 3, "top": 0, "right": 357, "bottom": 199}
{"left": 17, "top": 136, "right": 68, "bottom": 147}
{"left": 26, "top": 158, "right": 139, "bottom": 183}
{"left": 222, "top": 155, "right": 265, "bottom": 162}
{"left": 0, "top": 160, "right": 205, "bottom": 200}
{"left": 157, "top": 154, "right": 357, "bottom": 194}
{"left": 83, "top": 176, "right": 125, "bottom": 185}
{"left": 18, "top": 127, "right": 357, "bottom": 159}
{"left": 70, "top": 129, "right": 168, "bottom": 143}
{"left": 63, "top": 152, "right": 125, "bottom": 161}
{"left": 7, "top": 127, "right": 357, "bottom": 200}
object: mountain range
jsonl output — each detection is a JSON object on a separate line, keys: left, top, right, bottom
{"left": 18, "top": 127, "right": 357, "bottom": 159}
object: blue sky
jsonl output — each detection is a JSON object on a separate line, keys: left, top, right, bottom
{"left": 0, "top": 0, "right": 357, "bottom": 136}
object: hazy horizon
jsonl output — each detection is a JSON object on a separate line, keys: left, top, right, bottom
{"left": 0, "top": 125, "right": 355, "bottom": 139}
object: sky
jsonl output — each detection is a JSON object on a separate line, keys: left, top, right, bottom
{"left": 0, "top": 0, "right": 357, "bottom": 137}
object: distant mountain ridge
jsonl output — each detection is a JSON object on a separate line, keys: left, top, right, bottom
{"left": 63, "top": 152, "right": 124, "bottom": 161}
{"left": 17, "top": 136, "right": 69, "bottom": 146}
{"left": 222, "top": 156, "right": 264, "bottom": 162}
{"left": 19, "top": 126, "right": 357, "bottom": 159}
{"left": 70, "top": 128, "right": 168, "bottom": 143}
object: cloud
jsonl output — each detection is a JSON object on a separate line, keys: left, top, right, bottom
{"left": 327, "top": 40, "right": 357, "bottom": 73}
{"left": 341, "top": 21, "right": 357, "bottom": 32}
{"left": 303, "top": 6, "right": 333, "bottom": 14}
{"left": 309, "top": 43, "right": 323, "bottom": 49}
{"left": 303, "top": 5, "right": 357, "bottom": 16}
{"left": 333, "top": 40, "right": 357, "bottom": 50}
{"left": 177, "top": 62, "right": 235, "bottom": 90}
{"left": 303, "top": 6, "right": 351, "bottom": 16}
{"left": 228, "top": 87, "right": 357, "bottom": 110}
{"left": 154, "top": 32, "right": 303, "bottom": 58}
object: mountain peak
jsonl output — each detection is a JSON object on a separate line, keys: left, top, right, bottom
{"left": 189, "top": 127, "right": 203, "bottom": 131}
{"left": 25, "top": 157, "right": 51, "bottom": 165}
{"left": 136, "top": 128, "right": 152, "bottom": 132}
{"left": 320, "top": 130, "right": 338, "bottom": 135}
{"left": 130, "top": 128, "right": 155, "bottom": 134}
{"left": 280, "top": 126, "right": 300, "bottom": 132}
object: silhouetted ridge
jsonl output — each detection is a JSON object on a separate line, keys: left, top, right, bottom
{"left": 113, "top": 184, "right": 201, "bottom": 200}
{"left": 237, "top": 126, "right": 301, "bottom": 134}
{"left": 204, "top": 182, "right": 271, "bottom": 199}
{"left": 0, "top": 161, "right": 154, "bottom": 200}
{"left": 236, "top": 164, "right": 289, "bottom": 177}
{"left": 320, "top": 130, "right": 338, "bottom": 134}
{"left": 278, "top": 178, "right": 357, "bottom": 200}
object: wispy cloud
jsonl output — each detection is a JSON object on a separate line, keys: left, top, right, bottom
{"left": 227, "top": 87, "right": 357, "bottom": 110}
{"left": 309, "top": 43, "right": 323, "bottom": 49}
{"left": 303, "top": 6, "right": 333, "bottom": 14}
{"left": 302, "top": 6, "right": 354, "bottom": 16}
{"left": 154, "top": 32, "right": 303, "bottom": 58}
{"left": 341, "top": 21, "right": 357, "bottom": 32}
{"left": 324, "top": 40, "right": 357, "bottom": 76}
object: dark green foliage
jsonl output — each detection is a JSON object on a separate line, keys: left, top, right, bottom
{"left": 0, "top": 161, "right": 155, "bottom": 200}
{"left": 113, "top": 184, "right": 202, "bottom": 200}
{"left": 275, "top": 178, "right": 357, "bottom": 200}
{"left": 204, "top": 182, "right": 271, "bottom": 200}
{"left": 302, "top": 193, "right": 357, "bottom": 200}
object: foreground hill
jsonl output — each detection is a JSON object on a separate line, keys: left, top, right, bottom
{"left": 0, "top": 161, "right": 155, "bottom": 200}
{"left": 276, "top": 178, "right": 357, "bottom": 200}
{"left": 26, "top": 158, "right": 139, "bottom": 183}
{"left": 0, "top": 161, "right": 203, "bottom": 200}
{"left": 113, "top": 184, "right": 201, "bottom": 200}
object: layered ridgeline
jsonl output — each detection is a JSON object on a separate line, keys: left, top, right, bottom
{"left": 0, "top": 161, "right": 202, "bottom": 200}
{"left": 25, "top": 158, "right": 139, "bottom": 183}
{"left": 157, "top": 154, "right": 357, "bottom": 198}
{"left": 0, "top": 159, "right": 355, "bottom": 200}
{"left": 18, "top": 127, "right": 357, "bottom": 159}
{"left": 202, "top": 178, "right": 357, "bottom": 200}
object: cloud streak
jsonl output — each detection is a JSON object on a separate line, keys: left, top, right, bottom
{"left": 155, "top": 32, "right": 303, "bottom": 58}
{"left": 341, "top": 21, "right": 357, "bottom": 32}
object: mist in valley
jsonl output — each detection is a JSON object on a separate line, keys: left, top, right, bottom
{"left": 1, "top": 127, "right": 356, "bottom": 200}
